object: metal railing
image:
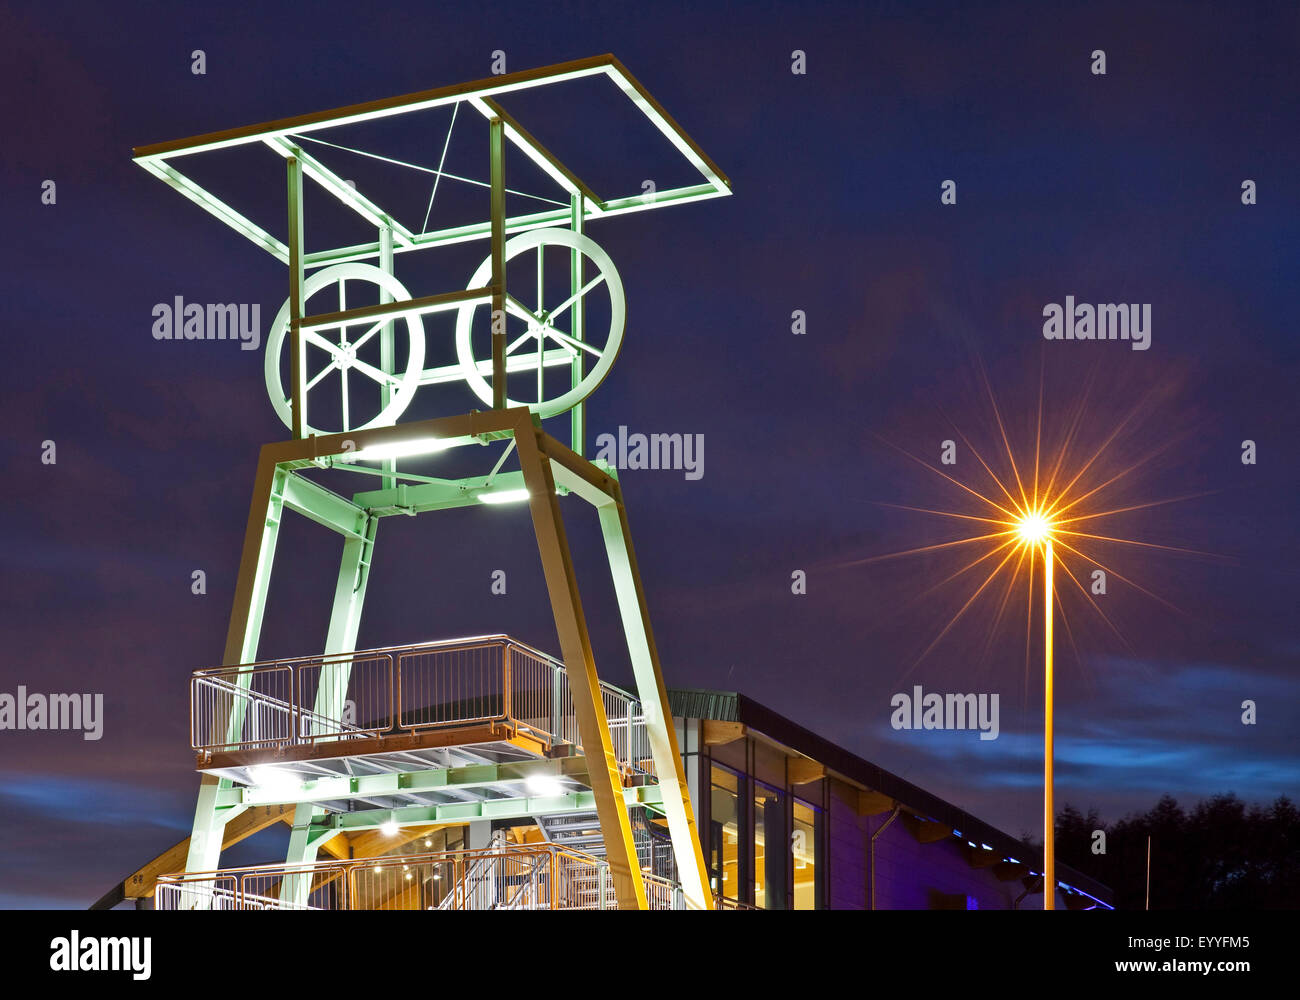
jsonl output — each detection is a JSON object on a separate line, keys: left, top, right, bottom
{"left": 155, "top": 844, "right": 683, "bottom": 911}
{"left": 716, "top": 895, "right": 759, "bottom": 911}
{"left": 190, "top": 635, "right": 652, "bottom": 775}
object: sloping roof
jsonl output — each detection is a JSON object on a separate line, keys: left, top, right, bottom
{"left": 668, "top": 687, "right": 1113, "bottom": 907}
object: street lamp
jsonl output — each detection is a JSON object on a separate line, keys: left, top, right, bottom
{"left": 1015, "top": 508, "right": 1056, "bottom": 910}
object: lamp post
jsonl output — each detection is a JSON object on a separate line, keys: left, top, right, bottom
{"left": 1043, "top": 537, "right": 1054, "bottom": 910}
{"left": 1015, "top": 511, "right": 1055, "bottom": 910}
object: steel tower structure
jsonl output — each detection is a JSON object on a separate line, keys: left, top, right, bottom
{"left": 132, "top": 55, "right": 731, "bottom": 910}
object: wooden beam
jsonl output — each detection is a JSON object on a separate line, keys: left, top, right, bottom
{"left": 316, "top": 832, "right": 352, "bottom": 861}
{"left": 122, "top": 804, "right": 294, "bottom": 899}
{"left": 901, "top": 812, "right": 953, "bottom": 845}
{"left": 965, "top": 844, "right": 1001, "bottom": 869}
{"left": 702, "top": 720, "right": 744, "bottom": 746}
{"left": 787, "top": 757, "right": 825, "bottom": 785}
{"left": 856, "top": 789, "right": 895, "bottom": 816}
{"left": 348, "top": 823, "right": 459, "bottom": 860}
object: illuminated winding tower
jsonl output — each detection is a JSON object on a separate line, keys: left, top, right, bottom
{"left": 132, "top": 57, "right": 731, "bottom": 910}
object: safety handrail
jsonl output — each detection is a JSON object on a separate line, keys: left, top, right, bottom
{"left": 155, "top": 843, "right": 674, "bottom": 910}
{"left": 189, "top": 635, "right": 653, "bottom": 775}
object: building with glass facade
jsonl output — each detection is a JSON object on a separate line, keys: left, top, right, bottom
{"left": 670, "top": 689, "right": 1113, "bottom": 910}
{"left": 101, "top": 669, "right": 1112, "bottom": 912}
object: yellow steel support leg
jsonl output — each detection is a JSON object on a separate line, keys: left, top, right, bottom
{"left": 597, "top": 480, "right": 714, "bottom": 911}
{"left": 514, "top": 417, "right": 646, "bottom": 910}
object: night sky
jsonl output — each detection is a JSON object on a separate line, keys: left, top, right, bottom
{"left": 2, "top": 1, "right": 1297, "bottom": 908}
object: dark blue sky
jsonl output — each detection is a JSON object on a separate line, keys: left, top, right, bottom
{"left": 1, "top": 0, "right": 1297, "bottom": 907}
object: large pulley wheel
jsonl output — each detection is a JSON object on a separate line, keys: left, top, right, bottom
{"left": 264, "top": 263, "right": 425, "bottom": 435}
{"left": 454, "top": 228, "right": 625, "bottom": 419}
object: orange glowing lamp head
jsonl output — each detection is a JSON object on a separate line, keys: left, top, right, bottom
{"left": 1015, "top": 509, "right": 1054, "bottom": 546}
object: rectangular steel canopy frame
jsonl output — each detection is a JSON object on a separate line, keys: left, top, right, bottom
{"left": 132, "top": 55, "right": 730, "bottom": 266}
{"left": 132, "top": 56, "right": 727, "bottom": 183}
{"left": 134, "top": 58, "right": 616, "bottom": 158}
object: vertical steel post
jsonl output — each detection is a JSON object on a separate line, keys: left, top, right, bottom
{"left": 221, "top": 462, "right": 288, "bottom": 746}
{"left": 184, "top": 775, "right": 228, "bottom": 879}
{"left": 1145, "top": 835, "right": 1152, "bottom": 910}
{"left": 186, "top": 455, "right": 287, "bottom": 876}
{"left": 1043, "top": 539, "right": 1055, "bottom": 910}
{"left": 514, "top": 419, "right": 647, "bottom": 909}
{"left": 550, "top": 660, "right": 563, "bottom": 744}
{"left": 378, "top": 221, "right": 396, "bottom": 489}
{"left": 596, "top": 482, "right": 715, "bottom": 911}
{"left": 309, "top": 509, "right": 378, "bottom": 735}
{"left": 489, "top": 119, "right": 506, "bottom": 409}
{"left": 287, "top": 153, "right": 306, "bottom": 438}
{"left": 569, "top": 192, "right": 585, "bottom": 455}
{"left": 323, "top": 511, "right": 377, "bottom": 658}
{"left": 281, "top": 805, "right": 325, "bottom": 907}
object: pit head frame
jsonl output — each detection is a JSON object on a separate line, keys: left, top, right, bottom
{"left": 133, "top": 55, "right": 731, "bottom": 910}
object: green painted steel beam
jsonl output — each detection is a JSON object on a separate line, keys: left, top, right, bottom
{"left": 298, "top": 185, "right": 725, "bottom": 268}
{"left": 282, "top": 803, "right": 326, "bottom": 906}
{"left": 350, "top": 470, "right": 528, "bottom": 515}
{"left": 287, "top": 152, "right": 307, "bottom": 438}
{"left": 598, "top": 493, "right": 713, "bottom": 909}
{"left": 550, "top": 459, "right": 615, "bottom": 510}
{"left": 308, "top": 784, "right": 662, "bottom": 836}
{"left": 467, "top": 96, "right": 605, "bottom": 212}
{"left": 322, "top": 512, "right": 376, "bottom": 659}
{"left": 299, "top": 286, "right": 491, "bottom": 334}
{"left": 418, "top": 348, "right": 574, "bottom": 387}
{"left": 489, "top": 115, "right": 506, "bottom": 410}
{"left": 569, "top": 192, "right": 586, "bottom": 456}
{"left": 136, "top": 159, "right": 289, "bottom": 262}
{"left": 224, "top": 757, "right": 595, "bottom": 808}
{"left": 281, "top": 475, "right": 368, "bottom": 538}
{"left": 264, "top": 136, "right": 417, "bottom": 246}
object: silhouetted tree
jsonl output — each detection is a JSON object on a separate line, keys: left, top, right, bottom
{"left": 1052, "top": 793, "right": 1299, "bottom": 909}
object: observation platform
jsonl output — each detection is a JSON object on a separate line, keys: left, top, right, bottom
{"left": 189, "top": 635, "right": 674, "bottom": 874}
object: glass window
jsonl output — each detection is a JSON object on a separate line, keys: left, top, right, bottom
{"left": 709, "top": 766, "right": 742, "bottom": 902}
{"left": 754, "top": 781, "right": 786, "bottom": 909}
{"left": 792, "top": 799, "right": 821, "bottom": 909}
